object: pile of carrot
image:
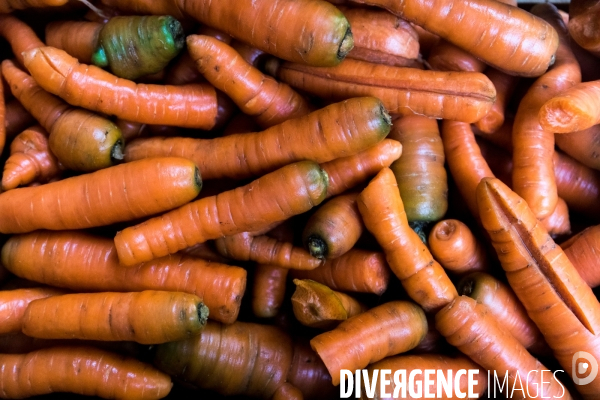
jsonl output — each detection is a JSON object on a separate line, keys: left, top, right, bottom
{"left": 0, "top": 1, "right": 599, "bottom": 399}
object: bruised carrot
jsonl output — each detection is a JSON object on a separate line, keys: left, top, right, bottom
{"left": 2, "top": 126, "right": 61, "bottom": 191}
{"left": 22, "top": 46, "right": 220, "bottom": 129}
{"left": 0, "top": 157, "right": 201, "bottom": 234}
{"left": 555, "top": 124, "right": 600, "bottom": 170}
{"left": 388, "top": 115, "right": 448, "bottom": 222}
{"left": 267, "top": 58, "right": 496, "bottom": 123}
{"left": 474, "top": 68, "right": 519, "bottom": 134}
{"left": 125, "top": 97, "right": 391, "bottom": 180}
{"left": 253, "top": 264, "right": 288, "bottom": 318}
{"left": 540, "top": 196, "right": 571, "bottom": 237}
{"left": 0, "top": 14, "right": 44, "bottom": 67}
{"left": 427, "top": 40, "right": 486, "bottom": 73}
{"left": 0, "top": 346, "right": 172, "bottom": 399}
{"left": 114, "top": 161, "right": 328, "bottom": 266}
{"left": 22, "top": 290, "right": 209, "bottom": 344}
{"left": 357, "top": 168, "right": 457, "bottom": 311}
{"left": 1, "top": 230, "right": 245, "bottom": 324}
{"left": 568, "top": 0, "right": 600, "bottom": 55}
{"left": 4, "top": 99, "right": 35, "bottom": 138}
{"left": 310, "top": 301, "right": 427, "bottom": 386}
{"left": 436, "top": 296, "right": 571, "bottom": 399}
{"left": 561, "top": 225, "right": 600, "bottom": 288}
{"left": 45, "top": 20, "right": 103, "bottom": 64}
{"left": 428, "top": 219, "right": 488, "bottom": 274}
{"left": 540, "top": 80, "right": 600, "bottom": 133}
{"left": 0, "top": 287, "right": 64, "bottom": 335}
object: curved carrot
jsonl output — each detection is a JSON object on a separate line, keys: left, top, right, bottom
{"left": 114, "top": 160, "right": 328, "bottom": 266}
{"left": 539, "top": 80, "right": 600, "bottom": 133}
{"left": 555, "top": 124, "right": 600, "bottom": 170}
{"left": 357, "top": 168, "right": 457, "bottom": 311}
{"left": 0, "top": 346, "right": 172, "bottom": 399}
{"left": 22, "top": 290, "right": 209, "bottom": 344}
{"left": 568, "top": 0, "right": 600, "bottom": 55}
{"left": 310, "top": 301, "right": 427, "bottom": 386}
{"left": 125, "top": 97, "right": 391, "bottom": 180}
{"left": 428, "top": 219, "right": 488, "bottom": 274}
{"left": 561, "top": 225, "right": 600, "bottom": 288}
{"left": 388, "top": 115, "right": 448, "bottom": 222}
{"left": 0, "top": 14, "right": 44, "bottom": 66}
{"left": 2, "top": 125, "right": 61, "bottom": 190}
{"left": 267, "top": 58, "right": 496, "bottom": 123}
{"left": 353, "top": 0, "right": 558, "bottom": 77}
{"left": 4, "top": 99, "right": 35, "bottom": 138}
{"left": 1, "top": 230, "right": 246, "bottom": 324}
{"left": 45, "top": 20, "right": 103, "bottom": 64}
{"left": 0, "top": 287, "right": 64, "bottom": 335}
{"left": 427, "top": 40, "right": 486, "bottom": 73}
{"left": 0, "top": 157, "right": 201, "bottom": 234}
{"left": 474, "top": 67, "right": 519, "bottom": 134}
{"left": 252, "top": 264, "right": 288, "bottom": 318}
{"left": 22, "top": 46, "right": 220, "bottom": 129}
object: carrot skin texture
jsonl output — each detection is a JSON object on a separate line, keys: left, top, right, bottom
{"left": 555, "top": 124, "right": 600, "bottom": 170}
{"left": 310, "top": 301, "right": 427, "bottom": 386}
{"left": 45, "top": 20, "right": 103, "bottom": 64}
{"left": 252, "top": 264, "right": 288, "bottom": 318}
{"left": 540, "top": 81, "right": 600, "bottom": 133}
{"left": 0, "top": 157, "right": 201, "bottom": 234}
{"left": 0, "top": 288, "right": 64, "bottom": 335}
{"left": 569, "top": 0, "right": 600, "bottom": 55}
{"left": 0, "top": 346, "right": 172, "bottom": 399}
{"left": 428, "top": 219, "right": 488, "bottom": 274}
{"left": 0, "top": 14, "right": 45, "bottom": 67}
{"left": 562, "top": 225, "right": 600, "bottom": 288}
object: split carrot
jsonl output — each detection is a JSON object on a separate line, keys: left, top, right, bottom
{"left": 2, "top": 125, "right": 61, "bottom": 191}
{"left": 474, "top": 68, "right": 519, "bottom": 134}
{"left": 539, "top": 80, "right": 600, "bottom": 133}
{"left": 0, "top": 157, "right": 201, "bottom": 234}
{"left": 22, "top": 290, "right": 209, "bottom": 344}
{"left": 561, "top": 225, "right": 600, "bottom": 288}
{"left": 1, "top": 230, "right": 246, "bottom": 324}
{"left": 568, "top": 0, "right": 600, "bottom": 55}
{"left": 252, "top": 264, "right": 289, "bottom": 318}
{"left": 0, "top": 287, "right": 64, "bottom": 335}
{"left": 0, "top": 346, "right": 172, "bottom": 399}
{"left": 22, "top": 46, "right": 221, "bottom": 129}
{"left": 125, "top": 97, "right": 392, "bottom": 180}
{"left": 427, "top": 40, "right": 487, "bottom": 73}
{"left": 114, "top": 161, "right": 328, "bottom": 266}
{"left": 45, "top": 20, "right": 103, "bottom": 64}
{"left": 357, "top": 168, "right": 458, "bottom": 311}
{"left": 4, "top": 99, "right": 35, "bottom": 138}
{"left": 310, "top": 301, "right": 427, "bottom": 386}
{"left": 555, "top": 124, "right": 600, "bottom": 170}
{"left": 0, "top": 14, "right": 44, "bottom": 67}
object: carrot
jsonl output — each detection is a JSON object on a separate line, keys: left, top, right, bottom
{"left": 427, "top": 40, "right": 487, "bottom": 73}
{"left": 22, "top": 46, "right": 221, "bottom": 129}
{"left": 0, "top": 157, "right": 201, "bottom": 234}
{"left": 477, "top": 176, "right": 600, "bottom": 397}
{"left": 389, "top": 115, "right": 448, "bottom": 222}
{"left": 428, "top": 219, "right": 488, "bottom": 275}
{"left": 0, "top": 78, "right": 4, "bottom": 157}
{"left": 0, "top": 0, "right": 66, "bottom": 12}
{"left": 568, "top": 0, "right": 600, "bottom": 56}
{"left": 0, "top": 14, "right": 45, "bottom": 67}
{"left": 2, "top": 59, "right": 124, "bottom": 172}
{"left": 98, "top": 0, "right": 353, "bottom": 67}
{"left": 436, "top": 296, "right": 571, "bottom": 399}
{"left": 4, "top": 99, "right": 35, "bottom": 138}
{"left": 153, "top": 320, "right": 336, "bottom": 399}
{"left": 302, "top": 192, "right": 363, "bottom": 259}
{"left": 555, "top": 124, "right": 600, "bottom": 170}
{"left": 0, "top": 287, "right": 64, "bottom": 335}
{"left": 291, "top": 279, "right": 366, "bottom": 330}
{"left": 1, "top": 230, "right": 246, "bottom": 324}
{"left": 310, "top": 300, "right": 427, "bottom": 386}
{"left": 114, "top": 160, "right": 328, "bottom": 266}
{"left": 252, "top": 264, "right": 289, "bottom": 318}
{"left": 22, "top": 290, "right": 208, "bottom": 344}
{"left": 561, "top": 225, "right": 600, "bottom": 288}
{"left": 0, "top": 346, "right": 172, "bottom": 399}
{"left": 45, "top": 20, "right": 103, "bottom": 64}
{"left": 272, "top": 383, "right": 303, "bottom": 400}
{"left": 539, "top": 80, "right": 600, "bottom": 133}
{"left": 540, "top": 196, "right": 571, "bottom": 237}
{"left": 2, "top": 125, "right": 61, "bottom": 191}
{"left": 474, "top": 67, "right": 519, "bottom": 134}
{"left": 290, "top": 249, "right": 391, "bottom": 295}
{"left": 357, "top": 168, "right": 458, "bottom": 311}
{"left": 125, "top": 97, "right": 391, "bottom": 180}
{"left": 352, "top": 0, "right": 559, "bottom": 77}
{"left": 267, "top": 58, "right": 496, "bottom": 123}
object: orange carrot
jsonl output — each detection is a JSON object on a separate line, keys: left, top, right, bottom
{"left": 2, "top": 125, "right": 61, "bottom": 191}
{"left": 0, "top": 157, "right": 201, "bottom": 234}
{"left": 45, "top": 20, "right": 103, "bottom": 64}
{"left": 474, "top": 67, "right": 519, "bottom": 134}
{"left": 0, "top": 14, "right": 44, "bottom": 66}
{"left": 125, "top": 97, "right": 391, "bottom": 180}
{"left": 310, "top": 301, "right": 427, "bottom": 386}
{"left": 357, "top": 168, "right": 458, "bottom": 311}
{"left": 252, "top": 264, "right": 289, "bottom": 318}
{"left": 427, "top": 40, "right": 486, "bottom": 73}
{"left": 540, "top": 80, "right": 600, "bottom": 133}
{"left": 540, "top": 196, "right": 571, "bottom": 237}
{"left": 0, "top": 287, "right": 64, "bottom": 335}
{"left": 568, "top": 0, "right": 600, "bottom": 56}
{"left": 4, "top": 99, "right": 35, "bottom": 138}
{"left": 114, "top": 160, "right": 328, "bottom": 266}
{"left": 428, "top": 219, "right": 488, "bottom": 274}
{"left": 22, "top": 290, "right": 208, "bottom": 344}
{"left": 555, "top": 124, "right": 600, "bottom": 170}
{"left": 1, "top": 230, "right": 246, "bottom": 324}
{"left": 0, "top": 346, "right": 172, "bottom": 399}
{"left": 561, "top": 225, "right": 600, "bottom": 288}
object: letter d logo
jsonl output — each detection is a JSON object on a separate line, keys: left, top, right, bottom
{"left": 572, "top": 351, "right": 599, "bottom": 385}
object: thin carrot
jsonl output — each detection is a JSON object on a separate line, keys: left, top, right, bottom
{"left": 427, "top": 40, "right": 486, "bottom": 73}
{"left": 310, "top": 301, "right": 427, "bottom": 386}
{"left": 114, "top": 160, "right": 328, "bottom": 266}
{"left": 561, "top": 225, "right": 600, "bottom": 288}
{"left": 45, "top": 20, "right": 103, "bottom": 64}
{"left": 0, "top": 14, "right": 45, "bottom": 66}
{"left": 252, "top": 264, "right": 288, "bottom": 318}
{"left": 357, "top": 168, "right": 458, "bottom": 311}
{"left": 568, "top": 0, "right": 600, "bottom": 56}
{"left": 4, "top": 99, "right": 35, "bottom": 138}
{"left": 0, "top": 346, "right": 172, "bottom": 399}
{"left": 22, "top": 46, "right": 221, "bottom": 129}
{"left": 539, "top": 80, "right": 600, "bottom": 133}
{"left": 0, "top": 157, "right": 201, "bottom": 234}
{"left": 22, "top": 290, "right": 209, "bottom": 344}
{"left": 0, "top": 287, "right": 64, "bottom": 335}
{"left": 474, "top": 67, "right": 519, "bottom": 134}
{"left": 125, "top": 97, "right": 391, "bottom": 180}
{"left": 1, "top": 230, "right": 246, "bottom": 324}
{"left": 555, "top": 124, "right": 600, "bottom": 170}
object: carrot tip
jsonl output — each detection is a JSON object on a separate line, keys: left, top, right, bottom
{"left": 305, "top": 235, "right": 327, "bottom": 259}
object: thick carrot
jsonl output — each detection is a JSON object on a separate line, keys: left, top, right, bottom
{"left": 22, "top": 46, "right": 220, "bottom": 129}
{"left": 0, "top": 157, "right": 201, "bottom": 234}
{"left": 22, "top": 290, "right": 209, "bottom": 344}
{"left": 99, "top": 0, "right": 353, "bottom": 67}
{"left": 561, "top": 225, "right": 600, "bottom": 288}
{"left": 388, "top": 115, "right": 448, "bottom": 222}
{"left": 427, "top": 40, "right": 486, "bottom": 73}
{"left": 310, "top": 301, "right": 427, "bottom": 386}
{"left": 352, "top": 0, "right": 559, "bottom": 77}
{"left": 539, "top": 80, "right": 600, "bottom": 133}
{"left": 474, "top": 68, "right": 519, "bottom": 134}
{"left": 428, "top": 219, "right": 488, "bottom": 274}
{"left": 0, "top": 14, "right": 44, "bottom": 67}
{"left": 555, "top": 124, "right": 600, "bottom": 170}
{"left": 357, "top": 168, "right": 458, "bottom": 311}
{"left": 114, "top": 160, "right": 328, "bottom": 266}
{"left": 1, "top": 230, "right": 246, "bottom": 324}
{"left": 252, "top": 264, "right": 288, "bottom": 318}
{"left": 2, "top": 125, "right": 61, "bottom": 191}
{"left": 436, "top": 296, "right": 571, "bottom": 399}
{"left": 568, "top": 0, "right": 600, "bottom": 56}
{"left": 4, "top": 99, "right": 35, "bottom": 138}
{"left": 477, "top": 177, "right": 600, "bottom": 397}
{"left": 45, "top": 20, "right": 103, "bottom": 64}
{"left": 0, "top": 346, "right": 172, "bottom": 399}
{"left": 125, "top": 97, "right": 391, "bottom": 180}
{"left": 267, "top": 58, "right": 496, "bottom": 123}
{"left": 0, "top": 287, "right": 64, "bottom": 335}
